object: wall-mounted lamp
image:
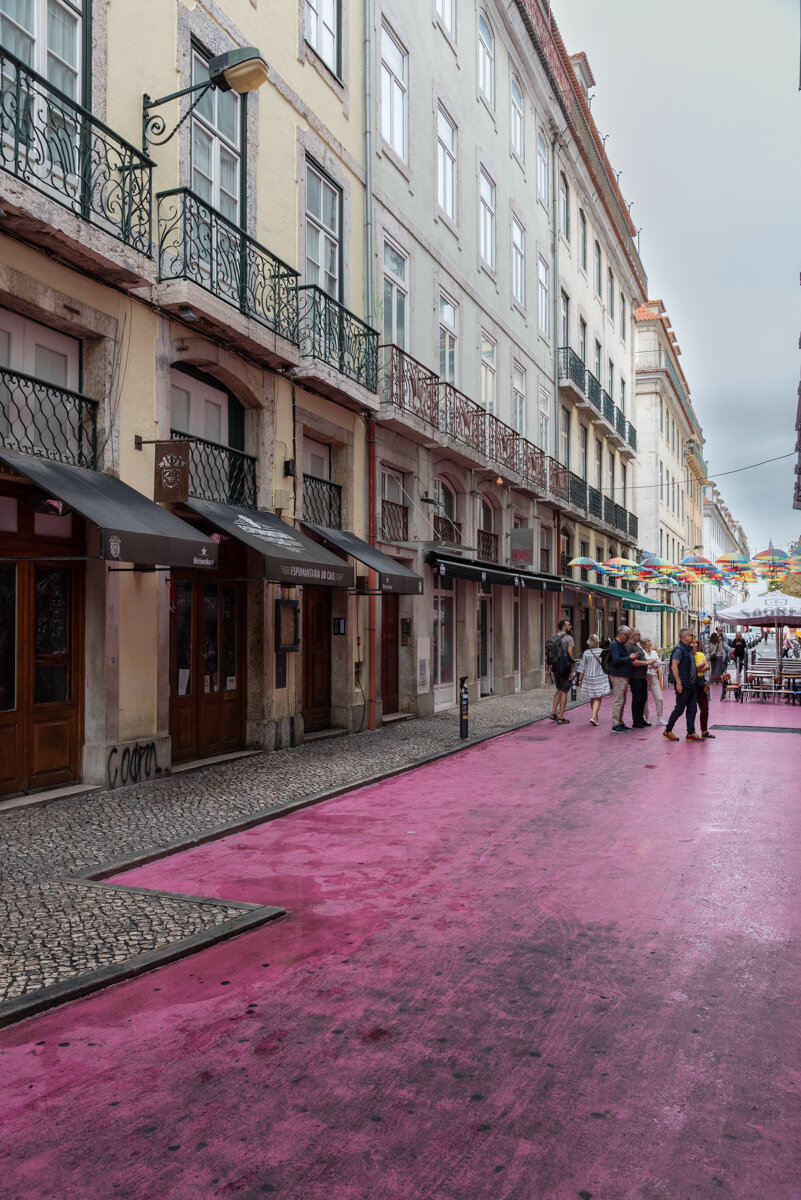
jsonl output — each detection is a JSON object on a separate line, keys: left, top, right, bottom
{"left": 495, "top": 475, "right": 503, "bottom": 486}
{"left": 143, "top": 47, "right": 269, "bottom": 152}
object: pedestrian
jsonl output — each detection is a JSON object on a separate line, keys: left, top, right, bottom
{"left": 547, "top": 617, "right": 575, "bottom": 725}
{"left": 782, "top": 633, "right": 792, "bottom": 658}
{"left": 641, "top": 637, "right": 666, "bottom": 725}
{"left": 692, "top": 636, "right": 715, "bottom": 739}
{"left": 577, "top": 633, "right": 610, "bottom": 726}
{"left": 627, "top": 628, "right": 650, "bottom": 728}
{"left": 732, "top": 632, "right": 747, "bottom": 686}
{"left": 663, "top": 627, "right": 702, "bottom": 741}
{"left": 608, "top": 624, "right": 636, "bottom": 732}
{"left": 707, "top": 633, "right": 726, "bottom": 695}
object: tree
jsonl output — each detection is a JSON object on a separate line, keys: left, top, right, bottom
{"left": 768, "top": 574, "right": 801, "bottom": 598}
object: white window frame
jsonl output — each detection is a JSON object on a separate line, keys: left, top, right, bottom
{"left": 305, "top": 0, "right": 339, "bottom": 75}
{"left": 436, "top": 105, "right": 456, "bottom": 220}
{"left": 560, "top": 405, "right": 570, "bottom": 469}
{"left": 512, "top": 362, "right": 526, "bottom": 435}
{"left": 0, "top": 308, "right": 80, "bottom": 388}
{"left": 191, "top": 49, "right": 242, "bottom": 225}
{"left": 510, "top": 74, "right": 524, "bottom": 159}
{"left": 477, "top": 12, "right": 494, "bottom": 106}
{"left": 480, "top": 332, "right": 496, "bottom": 414}
{"left": 594, "top": 240, "right": 602, "bottom": 295}
{"left": 537, "top": 256, "right": 549, "bottom": 335}
{"left": 305, "top": 160, "right": 342, "bottom": 299}
{"left": 381, "top": 21, "right": 408, "bottom": 161}
{"left": 1, "top": 0, "right": 82, "bottom": 98}
{"left": 439, "top": 291, "right": 458, "bottom": 384}
{"left": 511, "top": 216, "right": 525, "bottom": 306}
{"left": 538, "top": 389, "right": 550, "bottom": 454}
{"left": 579, "top": 424, "right": 588, "bottom": 480}
{"left": 607, "top": 267, "right": 615, "bottom": 319}
{"left": 559, "top": 172, "right": 569, "bottom": 240}
{"left": 560, "top": 291, "right": 569, "bottom": 348}
{"left": 170, "top": 368, "right": 229, "bottom": 448}
{"left": 578, "top": 208, "right": 587, "bottom": 270}
{"left": 536, "top": 130, "right": 548, "bottom": 202}
{"left": 435, "top": 0, "right": 455, "bottom": 37}
{"left": 608, "top": 360, "right": 614, "bottom": 400}
{"left": 579, "top": 317, "right": 587, "bottom": 363}
{"left": 382, "top": 238, "right": 409, "bottom": 350}
{"left": 478, "top": 168, "right": 495, "bottom": 269}
{"left": 619, "top": 290, "right": 626, "bottom": 339}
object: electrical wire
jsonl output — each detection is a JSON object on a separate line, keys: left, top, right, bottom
{"left": 601, "top": 450, "right": 796, "bottom": 498}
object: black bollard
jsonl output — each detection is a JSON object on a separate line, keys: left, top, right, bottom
{"left": 459, "top": 675, "right": 469, "bottom": 739}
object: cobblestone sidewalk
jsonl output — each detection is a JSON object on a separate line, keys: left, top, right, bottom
{"left": 1, "top": 684, "right": 583, "bottom": 1013}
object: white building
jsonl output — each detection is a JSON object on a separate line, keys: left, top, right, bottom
{"left": 702, "top": 485, "right": 750, "bottom": 622}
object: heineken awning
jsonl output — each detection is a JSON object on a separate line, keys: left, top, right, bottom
{"left": 565, "top": 577, "right": 676, "bottom": 613}
{"left": 0, "top": 447, "right": 217, "bottom": 568}
{"left": 185, "top": 497, "right": 352, "bottom": 587}
{"left": 301, "top": 523, "right": 423, "bottom": 594}
{"left": 428, "top": 551, "right": 562, "bottom": 591}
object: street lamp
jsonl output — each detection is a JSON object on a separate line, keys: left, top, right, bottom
{"left": 142, "top": 47, "right": 269, "bottom": 152}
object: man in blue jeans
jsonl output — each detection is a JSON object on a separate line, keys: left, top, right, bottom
{"left": 609, "top": 625, "right": 637, "bottom": 731}
{"left": 663, "top": 627, "right": 703, "bottom": 741}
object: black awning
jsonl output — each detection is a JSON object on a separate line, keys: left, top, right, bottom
{"left": 0, "top": 447, "right": 218, "bottom": 568}
{"left": 426, "top": 551, "right": 562, "bottom": 592}
{"left": 301, "top": 523, "right": 424, "bottom": 595}
{"left": 185, "top": 498, "right": 353, "bottom": 588}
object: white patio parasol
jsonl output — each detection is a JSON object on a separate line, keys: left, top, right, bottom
{"left": 716, "top": 591, "right": 801, "bottom": 675}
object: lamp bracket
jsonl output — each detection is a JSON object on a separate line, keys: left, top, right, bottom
{"left": 142, "top": 81, "right": 213, "bottom": 152}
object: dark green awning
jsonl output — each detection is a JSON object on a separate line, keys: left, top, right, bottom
{"left": 564, "top": 577, "right": 676, "bottom": 613}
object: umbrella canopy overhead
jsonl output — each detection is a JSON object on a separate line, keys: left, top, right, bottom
{"left": 715, "top": 592, "right": 801, "bottom": 626}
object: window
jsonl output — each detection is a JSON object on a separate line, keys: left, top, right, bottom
{"left": 382, "top": 239, "right": 408, "bottom": 350}
{"left": 560, "top": 292, "right": 569, "bottom": 347}
{"left": 381, "top": 22, "right": 407, "bottom": 160}
{"left": 304, "top": 435, "right": 331, "bottom": 480}
{"left": 0, "top": 307, "right": 80, "bottom": 388}
{"left": 560, "top": 405, "right": 570, "bottom": 468}
{"left": 579, "top": 424, "right": 588, "bottom": 480}
{"left": 510, "top": 75, "right": 524, "bottom": 158}
{"left": 480, "top": 333, "right": 496, "bottom": 413}
{"left": 536, "top": 131, "right": 548, "bottom": 202}
{"left": 511, "top": 216, "right": 525, "bottom": 305}
{"left": 659, "top": 460, "right": 663, "bottom": 501}
{"left": 433, "top": 476, "right": 456, "bottom": 519}
{"left": 479, "top": 169, "right": 495, "bottom": 268}
{"left": 171, "top": 369, "right": 230, "bottom": 451}
{"left": 578, "top": 209, "right": 587, "bottom": 270}
{"left": 579, "top": 317, "right": 587, "bottom": 363}
{"left": 608, "top": 360, "right": 614, "bottom": 400}
{"left": 559, "top": 173, "right": 569, "bottom": 239}
{"left": 538, "top": 392, "right": 549, "bottom": 452}
{"left": 477, "top": 12, "right": 494, "bottom": 104}
{"left": 305, "top": 0, "right": 339, "bottom": 74}
{"left": 435, "top": 0, "right": 455, "bottom": 36}
{"left": 538, "top": 257, "right": 549, "bottom": 334}
{"left": 439, "top": 292, "right": 457, "bottom": 383}
{"left": 619, "top": 290, "right": 626, "bottom": 339}
{"left": 620, "top": 378, "right": 626, "bottom": 415}
{"left": 608, "top": 450, "right": 615, "bottom": 496}
{"left": 607, "top": 268, "right": 615, "bottom": 318}
{"left": 2, "top": 0, "right": 81, "bottom": 98}
{"left": 659, "top": 396, "right": 663, "bottom": 433}
{"left": 191, "top": 50, "right": 241, "bottom": 224}
{"left": 594, "top": 240, "right": 602, "bottom": 294}
{"left": 306, "top": 161, "right": 341, "bottom": 298}
{"left": 594, "top": 340, "right": 601, "bottom": 380}
{"left": 382, "top": 468, "right": 404, "bottom": 504}
{"left": 512, "top": 363, "right": 526, "bottom": 434}
{"left": 595, "top": 438, "right": 602, "bottom": 490}
{"left": 436, "top": 106, "right": 456, "bottom": 219}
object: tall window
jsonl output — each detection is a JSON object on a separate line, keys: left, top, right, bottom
{"left": 306, "top": 161, "right": 341, "bottom": 298}
{"left": 659, "top": 396, "right": 663, "bottom": 433}
{"left": 479, "top": 169, "right": 495, "bottom": 268}
{"left": 1, "top": 0, "right": 81, "bottom": 98}
{"left": 382, "top": 239, "right": 408, "bottom": 350}
{"left": 536, "top": 131, "right": 548, "bottom": 202}
{"left": 171, "top": 369, "right": 230, "bottom": 448}
{"left": 439, "top": 292, "right": 457, "bottom": 383}
{"left": 595, "top": 437, "right": 602, "bottom": 490}
{"left": 480, "top": 333, "right": 496, "bottom": 413}
{"left": 560, "top": 292, "right": 569, "bottom": 347}
{"left": 579, "top": 317, "right": 587, "bottom": 363}
{"left": 538, "top": 391, "right": 550, "bottom": 453}
{"left": 578, "top": 208, "right": 587, "bottom": 270}
{"left": 191, "top": 50, "right": 241, "bottom": 223}
{"left": 305, "top": 0, "right": 339, "bottom": 74}
{"left": 594, "top": 340, "right": 601, "bottom": 380}
{"left": 511, "top": 216, "right": 525, "bottom": 305}
{"left": 512, "top": 362, "right": 526, "bottom": 434}
{"left": 608, "top": 450, "right": 615, "bottom": 497}
{"left": 435, "top": 0, "right": 455, "bottom": 36}
{"left": 619, "top": 290, "right": 626, "bottom": 339}
{"left": 436, "top": 106, "right": 456, "bottom": 219}
{"left": 477, "top": 13, "right": 494, "bottom": 104}
{"left": 607, "top": 268, "right": 615, "bottom": 318}
{"left": 620, "top": 378, "right": 626, "bottom": 415}
{"left": 579, "top": 424, "right": 588, "bottom": 480}
{"left": 594, "top": 240, "right": 602, "bottom": 294}
{"left": 510, "top": 75, "right": 524, "bottom": 158}
{"left": 381, "top": 22, "right": 407, "bottom": 160}
{"left": 559, "top": 173, "right": 569, "bottom": 239}
{"left": 560, "top": 405, "right": 570, "bottom": 468}
{"left": 608, "top": 360, "right": 614, "bottom": 400}
{"left": 659, "top": 460, "right": 663, "bottom": 501}
{"left": 538, "top": 257, "right": 549, "bottom": 334}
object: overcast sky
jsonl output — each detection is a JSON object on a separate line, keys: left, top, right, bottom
{"left": 554, "top": 0, "right": 801, "bottom": 556}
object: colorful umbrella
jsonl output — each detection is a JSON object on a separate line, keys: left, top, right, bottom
{"left": 567, "top": 557, "right": 601, "bottom": 568}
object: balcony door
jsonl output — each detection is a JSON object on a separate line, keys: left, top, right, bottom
{"left": 477, "top": 586, "right": 493, "bottom": 697}
{"left": 380, "top": 592, "right": 399, "bottom": 716}
{"left": 432, "top": 571, "right": 455, "bottom": 710}
{"left": 0, "top": 309, "right": 80, "bottom": 456}
{"left": 302, "top": 586, "right": 332, "bottom": 732}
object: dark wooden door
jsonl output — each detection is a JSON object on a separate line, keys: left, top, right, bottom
{"left": 381, "top": 593, "right": 399, "bottom": 715}
{"left": 302, "top": 587, "right": 332, "bottom": 732}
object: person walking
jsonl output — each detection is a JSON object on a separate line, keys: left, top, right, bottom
{"left": 547, "top": 618, "right": 575, "bottom": 725}
{"left": 732, "top": 632, "right": 747, "bottom": 687}
{"left": 577, "top": 633, "right": 610, "bottom": 726}
{"left": 692, "top": 636, "right": 715, "bottom": 739}
{"left": 642, "top": 637, "right": 665, "bottom": 725}
{"left": 663, "top": 627, "right": 702, "bottom": 741}
{"left": 608, "top": 625, "right": 636, "bottom": 732}
{"left": 627, "top": 628, "right": 650, "bottom": 728}
{"left": 707, "top": 633, "right": 726, "bottom": 695}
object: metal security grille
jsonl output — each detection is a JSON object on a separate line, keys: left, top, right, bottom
{"left": 0, "top": 367, "right": 97, "bottom": 468}
{"left": 172, "top": 430, "right": 257, "bottom": 509}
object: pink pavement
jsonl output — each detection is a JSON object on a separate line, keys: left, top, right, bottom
{"left": 2, "top": 702, "right": 800, "bottom": 1200}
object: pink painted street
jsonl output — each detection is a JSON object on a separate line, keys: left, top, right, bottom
{"left": 2, "top": 705, "right": 800, "bottom": 1200}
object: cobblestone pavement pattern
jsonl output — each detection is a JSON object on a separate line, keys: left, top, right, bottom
{"left": 1, "top": 685, "right": 580, "bottom": 1004}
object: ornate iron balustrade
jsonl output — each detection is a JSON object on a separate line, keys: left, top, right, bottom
{"left": 518, "top": 441, "right": 548, "bottom": 492}
{"left": 558, "top": 347, "right": 586, "bottom": 393}
{"left": 602, "top": 390, "right": 615, "bottom": 426}
{"left": 157, "top": 189, "right": 299, "bottom": 343}
{"left": 433, "top": 514, "right": 461, "bottom": 545}
{"left": 172, "top": 430, "right": 256, "bottom": 509}
{"left": 298, "top": 285, "right": 378, "bottom": 391}
{"left": 0, "top": 47, "right": 152, "bottom": 253}
{"left": 548, "top": 458, "right": 568, "bottom": 501}
{"left": 381, "top": 498, "right": 408, "bottom": 542}
{"left": 588, "top": 485, "right": 602, "bottom": 519}
{"left": 615, "top": 407, "right": 627, "bottom": 438}
{"left": 628, "top": 512, "right": 639, "bottom": 540}
{"left": 487, "top": 412, "right": 520, "bottom": 473}
{"left": 439, "top": 382, "right": 487, "bottom": 456}
{"left": 614, "top": 503, "right": 628, "bottom": 532}
{"left": 627, "top": 422, "right": 637, "bottom": 451}
{"left": 477, "top": 528, "right": 499, "bottom": 563}
{"left": 303, "top": 474, "right": 342, "bottom": 529}
{"left": 0, "top": 366, "right": 98, "bottom": 468}
{"left": 603, "top": 496, "right": 616, "bottom": 525}
{"left": 568, "top": 472, "right": 587, "bottom": 510}
{"left": 379, "top": 344, "right": 439, "bottom": 428}
{"left": 586, "top": 372, "right": 602, "bottom": 412}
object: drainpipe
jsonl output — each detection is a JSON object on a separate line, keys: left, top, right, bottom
{"left": 550, "top": 129, "right": 559, "bottom": 464}
{"left": 366, "top": 413, "right": 377, "bottom": 731}
{"left": 362, "top": 0, "right": 374, "bottom": 321}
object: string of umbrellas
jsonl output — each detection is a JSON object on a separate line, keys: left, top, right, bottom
{"left": 567, "top": 546, "right": 801, "bottom": 589}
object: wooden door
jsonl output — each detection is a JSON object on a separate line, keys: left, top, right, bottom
{"left": 381, "top": 593, "right": 400, "bottom": 715}
{"left": 302, "top": 587, "right": 332, "bottom": 732}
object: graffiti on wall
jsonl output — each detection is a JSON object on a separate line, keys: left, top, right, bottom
{"left": 107, "top": 741, "right": 160, "bottom": 789}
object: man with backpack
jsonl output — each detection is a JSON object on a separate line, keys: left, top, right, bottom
{"left": 547, "top": 618, "right": 575, "bottom": 724}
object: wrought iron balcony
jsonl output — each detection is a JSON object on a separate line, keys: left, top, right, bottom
{"left": 604, "top": 495, "right": 616, "bottom": 525}
{"left": 298, "top": 285, "right": 378, "bottom": 392}
{"left": 568, "top": 472, "right": 587, "bottom": 510}
{"left": 157, "top": 189, "right": 299, "bottom": 343}
{"left": 477, "top": 528, "right": 499, "bottom": 563}
{"left": 602, "top": 390, "right": 615, "bottom": 426}
{"left": 558, "top": 347, "right": 586, "bottom": 394}
{"left": 586, "top": 372, "right": 602, "bottom": 412}
{"left": 303, "top": 474, "right": 342, "bottom": 529}
{"left": 588, "top": 485, "right": 602, "bottom": 519}
{"left": 439, "top": 382, "right": 487, "bottom": 456}
{"left": 628, "top": 512, "right": 639, "bottom": 540}
{"left": 486, "top": 411, "right": 521, "bottom": 474}
{"left": 627, "top": 422, "right": 637, "bottom": 451}
{"left": 614, "top": 503, "right": 628, "bottom": 532}
{"left": 615, "top": 407, "right": 627, "bottom": 438}
{"left": 433, "top": 514, "right": 462, "bottom": 545}
{"left": 381, "top": 498, "right": 408, "bottom": 542}
{"left": 172, "top": 430, "right": 256, "bottom": 509}
{"left": 518, "top": 440, "right": 548, "bottom": 492}
{"left": 548, "top": 458, "right": 568, "bottom": 502}
{"left": 380, "top": 344, "right": 440, "bottom": 428}
{"left": 0, "top": 366, "right": 97, "bottom": 468}
{"left": 0, "top": 47, "right": 152, "bottom": 253}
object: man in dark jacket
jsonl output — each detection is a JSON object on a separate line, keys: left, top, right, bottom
{"left": 609, "top": 625, "right": 636, "bottom": 732}
{"left": 627, "top": 627, "right": 650, "bottom": 728}
{"left": 663, "top": 628, "right": 702, "bottom": 741}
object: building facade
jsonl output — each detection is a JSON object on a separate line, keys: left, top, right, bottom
{"left": 702, "top": 486, "right": 750, "bottom": 623}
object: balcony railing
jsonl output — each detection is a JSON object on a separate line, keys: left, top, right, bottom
{"left": 627, "top": 422, "right": 637, "bottom": 451}
{"left": 518, "top": 440, "right": 548, "bottom": 492}
{"left": 172, "top": 430, "right": 256, "bottom": 509}
{"left": 380, "top": 345, "right": 440, "bottom": 428}
{"left": 604, "top": 496, "right": 616, "bottom": 525}
{"left": 558, "top": 347, "right": 586, "bottom": 393}
{"left": 540, "top": 548, "right": 551, "bottom": 573}
{"left": 0, "top": 367, "right": 98, "bottom": 468}
{"left": 548, "top": 458, "right": 568, "bottom": 501}
{"left": 636, "top": 347, "right": 688, "bottom": 404}
{"left": 303, "top": 475, "right": 342, "bottom": 528}
{"left": 568, "top": 472, "right": 587, "bottom": 510}
{"left": 602, "top": 390, "right": 615, "bottom": 426}
{"left": 615, "top": 407, "right": 627, "bottom": 438}
{"left": 486, "top": 411, "right": 520, "bottom": 474}
{"left": 433, "top": 514, "right": 461, "bottom": 545}
{"left": 0, "top": 47, "right": 152, "bottom": 253}
{"left": 586, "top": 372, "right": 602, "bottom": 412}
{"left": 439, "top": 381, "right": 487, "bottom": 456}
{"left": 588, "top": 485, "right": 602, "bottom": 519}
{"left": 299, "top": 285, "right": 378, "bottom": 391}
{"left": 477, "top": 528, "right": 499, "bottom": 563}
{"left": 615, "top": 503, "right": 628, "bottom": 532}
{"left": 157, "top": 189, "right": 299, "bottom": 343}
{"left": 628, "top": 512, "right": 639, "bottom": 540}
{"left": 381, "top": 498, "right": 408, "bottom": 542}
